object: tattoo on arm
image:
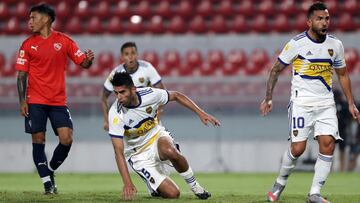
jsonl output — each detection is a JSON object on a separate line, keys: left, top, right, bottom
{"left": 17, "top": 71, "right": 28, "bottom": 103}
{"left": 265, "top": 61, "right": 286, "bottom": 101}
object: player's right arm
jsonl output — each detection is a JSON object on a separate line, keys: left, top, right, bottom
{"left": 15, "top": 43, "right": 30, "bottom": 117}
{"left": 260, "top": 39, "right": 297, "bottom": 116}
{"left": 260, "top": 60, "right": 287, "bottom": 116}
{"left": 111, "top": 137, "right": 137, "bottom": 200}
{"left": 17, "top": 71, "right": 28, "bottom": 117}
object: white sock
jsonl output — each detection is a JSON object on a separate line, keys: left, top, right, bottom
{"left": 310, "top": 153, "right": 333, "bottom": 195}
{"left": 276, "top": 148, "right": 298, "bottom": 186}
{"left": 179, "top": 167, "right": 198, "bottom": 188}
{"left": 41, "top": 176, "right": 51, "bottom": 183}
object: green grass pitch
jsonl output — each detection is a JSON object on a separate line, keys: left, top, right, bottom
{"left": 0, "top": 172, "right": 359, "bottom": 202}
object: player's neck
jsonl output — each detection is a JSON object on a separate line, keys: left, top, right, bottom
{"left": 39, "top": 27, "right": 52, "bottom": 39}
{"left": 124, "top": 62, "right": 139, "bottom": 74}
{"left": 307, "top": 30, "right": 326, "bottom": 43}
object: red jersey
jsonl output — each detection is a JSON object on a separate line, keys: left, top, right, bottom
{"left": 15, "top": 31, "right": 86, "bottom": 106}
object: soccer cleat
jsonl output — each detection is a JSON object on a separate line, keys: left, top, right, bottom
{"left": 43, "top": 181, "right": 54, "bottom": 195}
{"left": 307, "top": 194, "right": 330, "bottom": 203}
{"left": 191, "top": 184, "right": 211, "bottom": 200}
{"left": 50, "top": 172, "right": 58, "bottom": 194}
{"left": 267, "top": 182, "right": 285, "bottom": 202}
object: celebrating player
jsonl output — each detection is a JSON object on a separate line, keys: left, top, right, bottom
{"left": 16, "top": 4, "right": 94, "bottom": 194}
{"left": 108, "top": 72, "right": 220, "bottom": 200}
{"left": 260, "top": 2, "right": 360, "bottom": 203}
{"left": 101, "top": 42, "right": 165, "bottom": 131}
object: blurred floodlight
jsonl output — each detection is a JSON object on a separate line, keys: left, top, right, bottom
{"left": 130, "top": 15, "right": 142, "bottom": 24}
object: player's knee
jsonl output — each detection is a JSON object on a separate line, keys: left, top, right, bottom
{"left": 320, "top": 140, "right": 335, "bottom": 155}
{"left": 162, "top": 147, "right": 180, "bottom": 161}
{"left": 161, "top": 189, "right": 180, "bottom": 199}
{"left": 291, "top": 145, "right": 305, "bottom": 157}
{"left": 59, "top": 136, "right": 73, "bottom": 145}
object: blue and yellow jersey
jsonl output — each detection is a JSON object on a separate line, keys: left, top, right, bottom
{"left": 108, "top": 87, "right": 169, "bottom": 158}
{"left": 104, "top": 60, "right": 162, "bottom": 91}
{"left": 278, "top": 32, "right": 346, "bottom": 106}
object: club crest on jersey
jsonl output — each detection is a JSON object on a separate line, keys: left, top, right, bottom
{"left": 328, "top": 49, "right": 334, "bottom": 57}
{"left": 139, "top": 77, "right": 145, "bottom": 83}
{"left": 20, "top": 50, "right": 25, "bottom": 58}
{"left": 54, "top": 43, "right": 62, "bottom": 51}
{"left": 293, "top": 130, "right": 298, "bottom": 137}
{"left": 146, "top": 106, "right": 152, "bottom": 114}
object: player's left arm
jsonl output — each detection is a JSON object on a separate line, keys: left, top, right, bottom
{"left": 168, "top": 91, "right": 220, "bottom": 126}
{"left": 335, "top": 67, "right": 360, "bottom": 123}
{"left": 153, "top": 81, "right": 165, "bottom": 121}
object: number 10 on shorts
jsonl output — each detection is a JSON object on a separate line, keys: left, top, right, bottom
{"left": 292, "top": 117, "right": 304, "bottom": 129}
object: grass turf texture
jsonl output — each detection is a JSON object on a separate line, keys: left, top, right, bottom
{"left": 0, "top": 172, "right": 359, "bottom": 203}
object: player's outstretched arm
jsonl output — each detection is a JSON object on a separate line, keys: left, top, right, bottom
{"left": 168, "top": 91, "right": 220, "bottom": 126}
{"left": 111, "top": 138, "right": 137, "bottom": 200}
{"left": 17, "top": 71, "right": 28, "bottom": 117}
{"left": 335, "top": 67, "right": 360, "bottom": 123}
{"left": 260, "top": 60, "right": 287, "bottom": 116}
{"left": 80, "top": 49, "right": 95, "bottom": 69}
{"left": 101, "top": 88, "right": 112, "bottom": 131}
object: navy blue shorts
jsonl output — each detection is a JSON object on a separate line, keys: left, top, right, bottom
{"left": 25, "top": 104, "right": 73, "bottom": 135}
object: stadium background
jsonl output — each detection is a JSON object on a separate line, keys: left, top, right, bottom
{"left": 0, "top": 0, "right": 359, "bottom": 173}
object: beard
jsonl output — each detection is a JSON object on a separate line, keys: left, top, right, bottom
{"left": 312, "top": 27, "right": 327, "bottom": 42}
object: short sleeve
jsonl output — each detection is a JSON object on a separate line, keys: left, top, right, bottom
{"left": 15, "top": 43, "right": 30, "bottom": 72}
{"left": 278, "top": 39, "right": 298, "bottom": 66}
{"left": 66, "top": 37, "right": 86, "bottom": 65}
{"left": 104, "top": 67, "right": 118, "bottom": 91}
{"left": 333, "top": 41, "right": 346, "bottom": 69}
{"left": 152, "top": 88, "right": 169, "bottom": 105}
{"left": 147, "top": 63, "right": 162, "bottom": 86}
{"left": 108, "top": 103, "right": 125, "bottom": 138}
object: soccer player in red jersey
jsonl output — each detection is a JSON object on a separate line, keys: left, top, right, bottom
{"left": 15, "top": 4, "right": 94, "bottom": 194}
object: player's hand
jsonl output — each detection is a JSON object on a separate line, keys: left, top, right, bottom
{"left": 122, "top": 183, "right": 137, "bottom": 201}
{"left": 20, "top": 101, "right": 28, "bottom": 117}
{"left": 84, "top": 49, "right": 95, "bottom": 62}
{"left": 349, "top": 103, "right": 360, "bottom": 123}
{"left": 260, "top": 99, "right": 273, "bottom": 116}
{"left": 103, "top": 120, "right": 109, "bottom": 131}
{"left": 199, "top": 112, "right": 221, "bottom": 126}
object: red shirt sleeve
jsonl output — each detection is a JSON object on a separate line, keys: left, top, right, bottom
{"left": 66, "top": 37, "right": 86, "bottom": 65}
{"left": 15, "top": 42, "right": 30, "bottom": 72}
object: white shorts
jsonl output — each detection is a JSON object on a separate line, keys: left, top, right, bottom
{"left": 288, "top": 102, "right": 342, "bottom": 142}
{"left": 127, "top": 130, "right": 174, "bottom": 195}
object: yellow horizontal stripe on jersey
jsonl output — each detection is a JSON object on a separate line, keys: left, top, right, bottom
{"left": 293, "top": 58, "right": 333, "bottom": 89}
{"left": 124, "top": 119, "right": 158, "bottom": 137}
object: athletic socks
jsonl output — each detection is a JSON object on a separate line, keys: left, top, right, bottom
{"left": 49, "top": 143, "right": 71, "bottom": 171}
{"left": 276, "top": 148, "right": 298, "bottom": 186}
{"left": 32, "top": 143, "right": 51, "bottom": 180}
{"left": 179, "top": 167, "right": 198, "bottom": 188}
{"left": 310, "top": 153, "right": 333, "bottom": 195}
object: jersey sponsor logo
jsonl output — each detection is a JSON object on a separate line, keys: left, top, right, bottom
{"left": 74, "top": 49, "right": 84, "bottom": 57}
{"left": 309, "top": 64, "right": 332, "bottom": 73}
{"left": 53, "top": 43, "right": 62, "bottom": 51}
{"left": 328, "top": 49, "right": 334, "bottom": 57}
{"left": 146, "top": 106, "right": 152, "bottom": 114}
{"left": 139, "top": 77, "right": 145, "bottom": 83}
{"left": 19, "top": 50, "right": 25, "bottom": 57}
{"left": 124, "top": 119, "right": 157, "bottom": 137}
{"left": 31, "top": 45, "right": 38, "bottom": 51}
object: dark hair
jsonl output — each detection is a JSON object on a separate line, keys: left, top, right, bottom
{"left": 110, "top": 72, "right": 134, "bottom": 87}
{"left": 30, "top": 4, "right": 56, "bottom": 23}
{"left": 307, "top": 1, "right": 327, "bottom": 18}
{"left": 121, "top": 42, "right": 137, "bottom": 53}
